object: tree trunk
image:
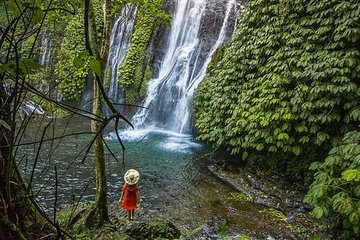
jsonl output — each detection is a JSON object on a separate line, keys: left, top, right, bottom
{"left": 85, "top": 0, "right": 113, "bottom": 226}
{"left": 91, "top": 75, "right": 109, "bottom": 223}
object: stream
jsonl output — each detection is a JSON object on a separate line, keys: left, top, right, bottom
{"left": 18, "top": 116, "right": 301, "bottom": 239}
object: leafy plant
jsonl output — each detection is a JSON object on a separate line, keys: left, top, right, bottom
{"left": 304, "top": 131, "right": 360, "bottom": 236}
{"left": 54, "top": 10, "right": 88, "bottom": 100}
{"left": 194, "top": 0, "right": 360, "bottom": 177}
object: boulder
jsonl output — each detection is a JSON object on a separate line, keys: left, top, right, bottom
{"left": 125, "top": 219, "right": 181, "bottom": 240}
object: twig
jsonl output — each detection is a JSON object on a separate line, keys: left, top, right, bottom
{"left": 53, "top": 165, "right": 58, "bottom": 223}
{"left": 27, "top": 120, "right": 52, "bottom": 193}
{"left": 102, "top": 136, "right": 120, "bottom": 162}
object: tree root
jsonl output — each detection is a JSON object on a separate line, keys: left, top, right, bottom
{"left": 84, "top": 205, "right": 110, "bottom": 229}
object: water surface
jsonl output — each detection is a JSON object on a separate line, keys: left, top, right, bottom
{"left": 18, "top": 117, "right": 289, "bottom": 238}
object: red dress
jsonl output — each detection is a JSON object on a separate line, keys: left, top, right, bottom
{"left": 121, "top": 184, "right": 139, "bottom": 210}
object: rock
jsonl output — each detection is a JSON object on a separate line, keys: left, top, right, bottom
{"left": 208, "top": 164, "right": 310, "bottom": 214}
{"left": 125, "top": 219, "right": 181, "bottom": 240}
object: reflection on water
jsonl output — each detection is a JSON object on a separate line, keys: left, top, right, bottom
{"left": 17, "top": 117, "right": 286, "bottom": 238}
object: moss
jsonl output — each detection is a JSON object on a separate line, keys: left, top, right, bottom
{"left": 104, "top": 67, "right": 112, "bottom": 90}
{"left": 228, "top": 192, "right": 253, "bottom": 203}
{"left": 139, "top": 64, "right": 153, "bottom": 99}
{"left": 125, "top": 86, "right": 137, "bottom": 104}
{"left": 259, "top": 208, "right": 287, "bottom": 222}
{"left": 74, "top": 230, "right": 92, "bottom": 240}
{"left": 125, "top": 219, "right": 181, "bottom": 239}
{"left": 57, "top": 209, "right": 73, "bottom": 228}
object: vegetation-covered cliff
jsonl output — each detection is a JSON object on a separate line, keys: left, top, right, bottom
{"left": 194, "top": 0, "right": 360, "bottom": 236}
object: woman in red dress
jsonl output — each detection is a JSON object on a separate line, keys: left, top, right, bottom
{"left": 119, "top": 169, "right": 140, "bottom": 220}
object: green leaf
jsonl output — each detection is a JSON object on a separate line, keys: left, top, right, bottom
{"left": 260, "top": 119, "right": 269, "bottom": 126}
{"left": 312, "top": 206, "right": 324, "bottom": 219}
{"left": 79, "top": 51, "right": 89, "bottom": 59}
{"left": 89, "top": 57, "right": 101, "bottom": 76}
{"left": 242, "top": 151, "right": 248, "bottom": 160}
{"left": 22, "top": 59, "right": 43, "bottom": 71}
{"left": 299, "top": 136, "right": 310, "bottom": 143}
{"left": 309, "top": 162, "right": 320, "bottom": 170}
{"left": 256, "top": 144, "right": 264, "bottom": 151}
{"left": 342, "top": 169, "right": 360, "bottom": 182}
{"left": 311, "top": 237, "right": 322, "bottom": 240}
{"left": 349, "top": 212, "right": 359, "bottom": 224}
{"left": 277, "top": 133, "right": 289, "bottom": 141}
{"left": 292, "top": 146, "right": 301, "bottom": 156}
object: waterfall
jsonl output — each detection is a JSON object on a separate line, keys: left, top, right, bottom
{"left": 132, "top": 0, "right": 238, "bottom": 134}
{"left": 38, "top": 33, "right": 52, "bottom": 66}
{"left": 81, "top": 4, "right": 136, "bottom": 112}
{"left": 107, "top": 4, "right": 137, "bottom": 104}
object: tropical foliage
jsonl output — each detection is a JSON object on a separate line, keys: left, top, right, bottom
{"left": 304, "top": 131, "right": 360, "bottom": 236}
{"left": 194, "top": 0, "right": 359, "bottom": 235}
{"left": 55, "top": 10, "right": 89, "bottom": 100}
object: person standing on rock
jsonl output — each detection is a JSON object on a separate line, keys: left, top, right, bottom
{"left": 119, "top": 169, "right": 141, "bottom": 221}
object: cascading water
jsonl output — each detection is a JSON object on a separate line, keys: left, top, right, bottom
{"left": 81, "top": 4, "right": 136, "bottom": 111}
{"left": 132, "top": 0, "right": 239, "bottom": 134}
{"left": 38, "top": 33, "right": 52, "bottom": 66}
{"left": 107, "top": 4, "right": 137, "bottom": 104}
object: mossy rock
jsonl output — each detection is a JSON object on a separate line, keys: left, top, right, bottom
{"left": 125, "top": 219, "right": 181, "bottom": 240}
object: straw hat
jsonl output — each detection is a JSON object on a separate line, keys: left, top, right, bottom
{"left": 124, "top": 169, "right": 139, "bottom": 185}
